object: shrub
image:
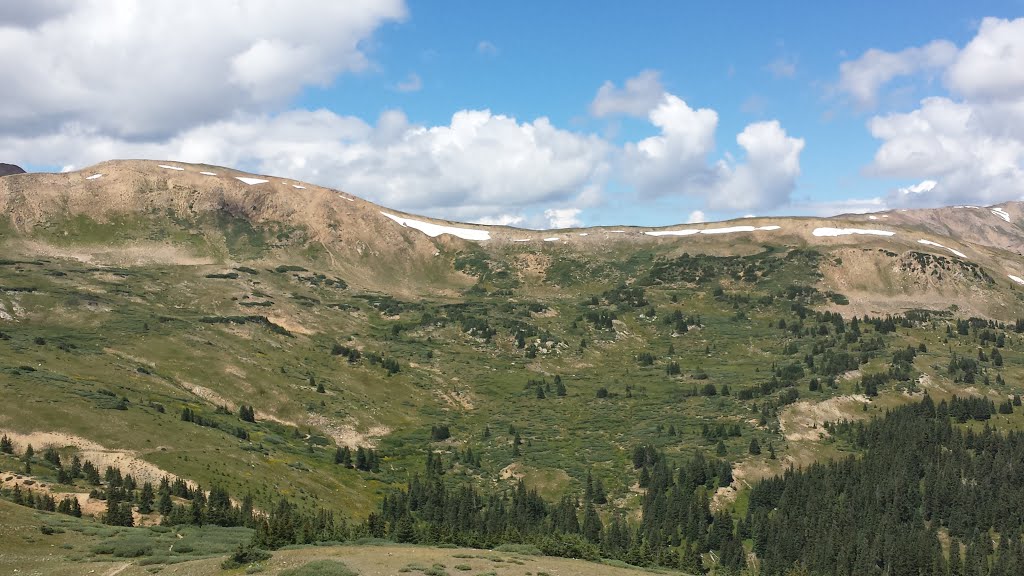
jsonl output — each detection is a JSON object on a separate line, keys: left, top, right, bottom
{"left": 221, "top": 543, "right": 272, "bottom": 569}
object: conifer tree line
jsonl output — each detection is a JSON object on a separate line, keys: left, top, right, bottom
{"left": 747, "top": 395, "right": 1024, "bottom": 575}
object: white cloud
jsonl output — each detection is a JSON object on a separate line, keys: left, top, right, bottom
{"left": 395, "top": 73, "right": 423, "bottom": 93}
{"left": 0, "top": 108, "right": 610, "bottom": 224}
{"left": 686, "top": 210, "right": 706, "bottom": 224}
{"left": 0, "top": 0, "right": 406, "bottom": 137}
{"left": 837, "top": 40, "right": 957, "bottom": 107}
{"left": 853, "top": 17, "right": 1024, "bottom": 208}
{"left": 590, "top": 70, "right": 665, "bottom": 117}
{"left": 789, "top": 197, "right": 887, "bottom": 217}
{"left": 473, "top": 214, "right": 525, "bottom": 227}
{"left": 710, "top": 121, "right": 805, "bottom": 211}
{"left": 869, "top": 96, "right": 1024, "bottom": 207}
{"left": 766, "top": 57, "right": 797, "bottom": 79}
{"left": 620, "top": 94, "right": 718, "bottom": 194}
{"left": 620, "top": 93, "right": 804, "bottom": 212}
{"left": 946, "top": 17, "right": 1024, "bottom": 100}
{"left": 544, "top": 208, "right": 583, "bottom": 229}
{"left": 896, "top": 180, "right": 937, "bottom": 196}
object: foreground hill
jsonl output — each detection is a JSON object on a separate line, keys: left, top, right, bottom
{"left": 2, "top": 159, "right": 1024, "bottom": 574}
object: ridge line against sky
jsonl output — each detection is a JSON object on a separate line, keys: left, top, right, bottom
{"left": 0, "top": 1, "right": 1022, "bottom": 229}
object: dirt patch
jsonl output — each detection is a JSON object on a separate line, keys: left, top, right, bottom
{"left": 500, "top": 462, "right": 524, "bottom": 481}
{"left": 17, "top": 239, "right": 215, "bottom": 267}
{"left": 0, "top": 430, "right": 184, "bottom": 486}
{"left": 778, "top": 394, "right": 870, "bottom": 442}
{"left": 223, "top": 365, "right": 247, "bottom": 379}
{"left": 303, "top": 415, "right": 390, "bottom": 448}
{"left": 180, "top": 380, "right": 233, "bottom": 409}
{"left": 437, "top": 388, "right": 475, "bottom": 411}
{"left": 266, "top": 314, "right": 314, "bottom": 335}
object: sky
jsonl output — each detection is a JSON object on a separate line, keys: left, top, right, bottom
{"left": 1, "top": 1, "right": 1023, "bottom": 229}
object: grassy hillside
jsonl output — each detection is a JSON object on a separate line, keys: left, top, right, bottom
{"left": 3, "top": 162, "right": 1024, "bottom": 573}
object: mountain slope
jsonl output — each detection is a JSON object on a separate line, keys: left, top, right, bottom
{"left": 2, "top": 159, "right": 1022, "bottom": 316}
{"left": 2, "top": 159, "right": 1024, "bottom": 573}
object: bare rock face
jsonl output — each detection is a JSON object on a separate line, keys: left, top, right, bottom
{"left": 0, "top": 164, "right": 25, "bottom": 177}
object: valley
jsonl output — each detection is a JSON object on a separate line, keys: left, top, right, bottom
{"left": 2, "top": 161, "right": 1024, "bottom": 575}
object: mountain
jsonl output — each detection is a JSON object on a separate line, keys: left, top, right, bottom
{"left": 2, "top": 159, "right": 1022, "bottom": 316}
{"left": 0, "top": 163, "right": 25, "bottom": 177}
{"left": 1, "top": 159, "right": 1024, "bottom": 574}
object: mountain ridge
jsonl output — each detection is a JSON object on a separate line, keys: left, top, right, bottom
{"left": 1, "top": 158, "right": 1023, "bottom": 318}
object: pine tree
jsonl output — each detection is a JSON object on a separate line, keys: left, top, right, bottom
{"left": 393, "top": 512, "right": 416, "bottom": 543}
{"left": 0, "top": 434, "right": 12, "bottom": 453}
{"left": 583, "top": 502, "right": 603, "bottom": 543}
{"left": 949, "top": 538, "right": 964, "bottom": 576}
{"left": 593, "top": 477, "right": 608, "bottom": 505}
{"left": 190, "top": 492, "right": 205, "bottom": 526}
{"left": 138, "top": 482, "right": 155, "bottom": 514}
{"left": 158, "top": 486, "right": 173, "bottom": 516}
{"left": 24, "top": 444, "right": 34, "bottom": 459}
{"left": 749, "top": 438, "right": 762, "bottom": 455}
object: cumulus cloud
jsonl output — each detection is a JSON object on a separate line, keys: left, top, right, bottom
{"left": 869, "top": 96, "right": 1024, "bottom": 207}
{"left": 590, "top": 70, "right": 665, "bottom": 117}
{"left": 946, "top": 17, "right": 1024, "bottom": 100}
{"left": 619, "top": 94, "right": 804, "bottom": 211}
{"left": 620, "top": 94, "right": 718, "bottom": 193}
{"left": 896, "top": 180, "right": 937, "bottom": 196}
{"left": 544, "top": 208, "right": 583, "bottom": 229}
{"left": 861, "top": 17, "right": 1024, "bottom": 208}
{"left": 0, "top": 107, "right": 610, "bottom": 223}
{"left": 710, "top": 121, "right": 805, "bottom": 211}
{"left": 789, "top": 197, "right": 888, "bottom": 217}
{"left": 473, "top": 214, "right": 525, "bottom": 227}
{"left": 0, "top": 0, "right": 406, "bottom": 137}
{"left": 837, "top": 40, "right": 957, "bottom": 107}
{"left": 686, "top": 210, "right": 706, "bottom": 224}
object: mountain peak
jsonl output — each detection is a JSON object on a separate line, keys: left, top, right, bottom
{"left": 0, "top": 163, "right": 25, "bottom": 177}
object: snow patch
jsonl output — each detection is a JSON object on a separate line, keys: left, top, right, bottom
{"left": 292, "top": 185, "right": 306, "bottom": 189}
{"left": 543, "top": 237, "right": 560, "bottom": 242}
{"left": 578, "top": 233, "right": 588, "bottom": 236}
{"left": 158, "top": 164, "right": 184, "bottom": 171}
{"left": 235, "top": 177, "right": 269, "bottom": 185}
{"left": 868, "top": 215, "right": 878, "bottom": 220}
{"left": 610, "top": 230, "right": 625, "bottom": 233}
{"left": 812, "top": 227, "right": 895, "bottom": 237}
{"left": 85, "top": 174, "right": 103, "bottom": 180}
{"left": 200, "top": 171, "right": 217, "bottom": 176}
{"left": 379, "top": 212, "right": 491, "bottom": 241}
{"left": 1010, "top": 275, "right": 1024, "bottom": 286}
{"left": 991, "top": 207, "right": 1011, "bottom": 222}
{"left": 917, "top": 239, "right": 967, "bottom": 259}
{"left": 513, "top": 239, "right": 531, "bottom": 242}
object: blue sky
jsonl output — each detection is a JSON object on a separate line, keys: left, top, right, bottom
{"left": 2, "top": 1, "right": 1023, "bottom": 228}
